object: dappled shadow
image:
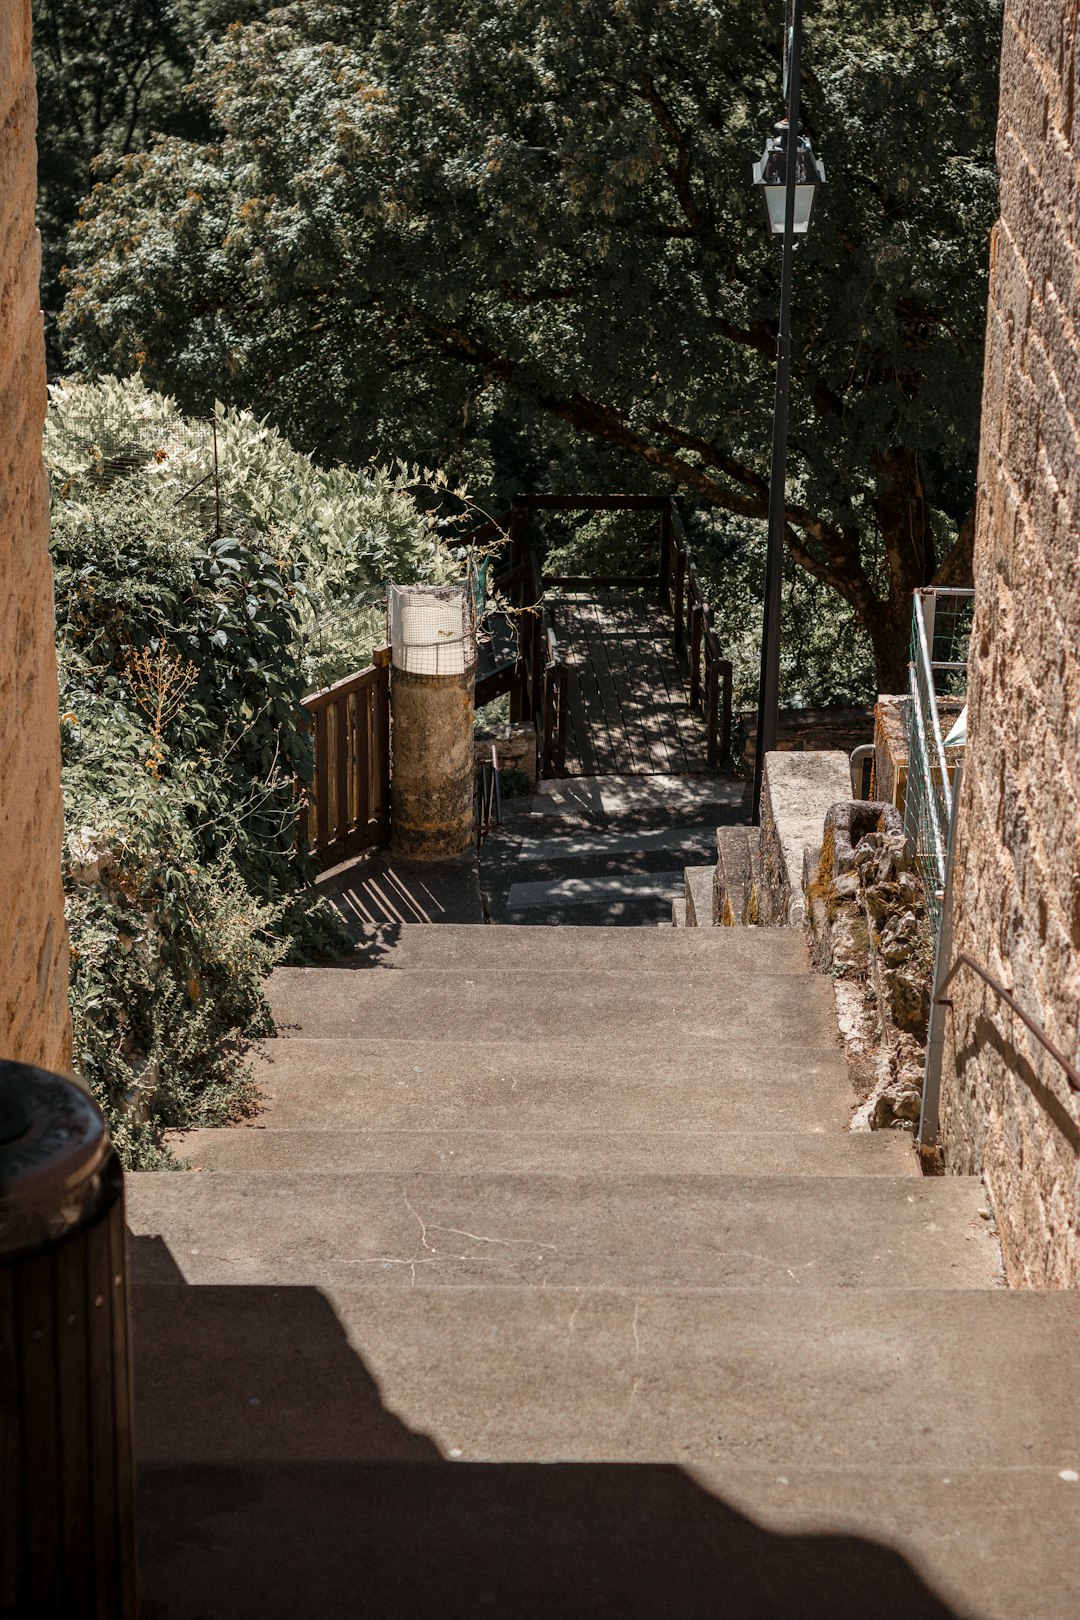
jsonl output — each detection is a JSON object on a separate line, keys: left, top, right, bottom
{"left": 132, "top": 1247, "right": 968, "bottom": 1620}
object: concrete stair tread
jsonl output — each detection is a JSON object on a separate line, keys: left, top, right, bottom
{"left": 340, "top": 923, "right": 811, "bottom": 967}
{"left": 126, "top": 1169, "right": 1002, "bottom": 1291}
{"left": 133, "top": 1283, "right": 1073, "bottom": 1470}
{"left": 236, "top": 1038, "right": 858, "bottom": 1133}
{"left": 135, "top": 1453, "right": 1080, "bottom": 1620}
{"left": 485, "top": 826, "right": 721, "bottom": 862}
{"left": 498, "top": 871, "right": 688, "bottom": 918}
{"left": 266, "top": 966, "right": 839, "bottom": 1044}
{"left": 172, "top": 1126, "right": 921, "bottom": 1178}
{"left": 507, "top": 774, "right": 747, "bottom": 823}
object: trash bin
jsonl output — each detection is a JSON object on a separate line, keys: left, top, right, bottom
{"left": 0, "top": 1060, "right": 137, "bottom": 1619}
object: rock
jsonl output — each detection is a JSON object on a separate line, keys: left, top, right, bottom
{"left": 888, "top": 966, "right": 930, "bottom": 1032}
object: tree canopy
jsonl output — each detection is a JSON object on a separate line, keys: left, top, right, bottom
{"left": 58, "top": 0, "right": 1002, "bottom": 686}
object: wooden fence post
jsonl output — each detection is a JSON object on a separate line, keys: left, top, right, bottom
{"left": 658, "top": 504, "right": 672, "bottom": 600}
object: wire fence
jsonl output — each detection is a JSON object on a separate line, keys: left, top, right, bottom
{"left": 45, "top": 397, "right": 227, "bottom": 529}
{"left": 904, "top": 588, "right": 974, "bottom": 938}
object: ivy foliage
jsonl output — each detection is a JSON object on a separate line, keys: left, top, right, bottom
{"left": 49, "top": 377, "right": 444, "bottom": 1165}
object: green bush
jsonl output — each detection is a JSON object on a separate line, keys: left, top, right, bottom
{"left": 48, "top": 376, "right": 448, "bottom": 1165}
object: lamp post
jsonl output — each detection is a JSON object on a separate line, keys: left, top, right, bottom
{"left": 750, "top": 0, "right": 825, "bottom": 823}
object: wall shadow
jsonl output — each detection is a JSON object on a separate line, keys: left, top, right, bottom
{"left": 130, "top": 1247, "right": 967, "bottom": 1620}
{"left": 954, "top": 1013, "right": 1080, "bottom": 1153}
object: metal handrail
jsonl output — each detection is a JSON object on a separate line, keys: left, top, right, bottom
{"left": 912, "top": 591, "right": 953, "bottom": 823}
{"left": 939, "top": 954, "right": 1080, "bottom": 1094}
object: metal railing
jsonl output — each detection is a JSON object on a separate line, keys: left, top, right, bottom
{"left": 904, "top": 587, "right": 973, "bottom": 938}
{"left": 475, "top": 743, "right": 502, "bottom": 847}
{"left": 918, "top": 941, "right": 1080, "bottom": 1156}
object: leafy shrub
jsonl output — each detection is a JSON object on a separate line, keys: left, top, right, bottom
{"left": 48, "top": 376, "right": 448, "bottom": 1164}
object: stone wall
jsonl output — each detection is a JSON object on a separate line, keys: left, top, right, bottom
{"left": 941, "top": 0, "right": 1080, "bottom": 1285}
{"left": 0, "top": 1, "right": 70, "bottom": 1070}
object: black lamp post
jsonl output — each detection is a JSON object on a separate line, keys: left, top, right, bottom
{"left": 750, "top": 0, "right": 825, "bottom": 823}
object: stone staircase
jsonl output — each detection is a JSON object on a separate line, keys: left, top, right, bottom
{"left": 126, "top": 919, "right": 1080, "bottom": 1618}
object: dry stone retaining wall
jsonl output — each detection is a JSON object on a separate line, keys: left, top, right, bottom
{"left": 0, "top": 1, "right": 70, "bottom": 1070}
{"left": 942, "top": 0, "right": 1080, "bottom": 1285}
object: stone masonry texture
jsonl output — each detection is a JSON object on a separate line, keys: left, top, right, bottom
{"left": 942, "top": 0, "right": 1080, "bottom": 1285}
{"left": 0, "top": 1, "right": 70, "bottom": 1070}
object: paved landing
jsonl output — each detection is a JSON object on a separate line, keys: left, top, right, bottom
{"left": 481, "top": 772, "right": 745, "bottom": 925}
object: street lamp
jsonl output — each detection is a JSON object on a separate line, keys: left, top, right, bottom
{"left": 753, "top": 123, "right": 825, "bottom": 237}
{"left": 750, "top": 0, "right": 824, "bottom": 824}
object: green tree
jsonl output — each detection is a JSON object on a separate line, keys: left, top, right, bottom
{"left": 32, "top": 0, "right": 264, "bottom": 361}
{"left": 59, "top": 0, "right": 1001, "bottom": 687}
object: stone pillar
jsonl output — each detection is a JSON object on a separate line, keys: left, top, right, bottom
{"left": 388, "top": 584, "right": 476, "bottom": 859}
{"left": 391, "top": 669, "right": 475, "bottom": 858}
{"left": 0, "top": 1, "right": 71, "bottom": 1069}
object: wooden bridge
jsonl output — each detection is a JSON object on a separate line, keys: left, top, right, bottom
{"left": 302, "top": 495, "right": 733, "bottom": 869}
{"left": 476, "top": 495, "right": 732, "bottom": 779}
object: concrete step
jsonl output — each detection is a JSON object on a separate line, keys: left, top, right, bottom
{"left": 135, "top": 1452, "right": 1080, "bottom": 1620}
{"left": 266, "top": 966, "right": 840, "bottom": 1044}
{"left": 173, "top": 1125, "right": 920, "bottom": 1178}
{"left": 231, "top": 1038, "right": 859, "bottom": 1134}
{"left": 486, "top": 825, "right": 721, "bottom": 866}
{"left": 133, "top": 1283, "right": 1070, "bottom": 1471}
{"left": 495, "top": 870, "right": 689, "bottom": 925}
{"left": 126, "top": 1170, "right": 1001, "bottom": 1291}
{"left": 684, "top": 864, "right": 717, "bottom": 927}
{"left": 343, "top": 923, "right": 814, "bottom": 972}
{"left": 671, "top": 897, "right": 687, "bottom": 927}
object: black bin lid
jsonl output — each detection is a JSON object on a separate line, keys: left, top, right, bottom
{"left": 0, "top": 1062, "right": 112, "bottom": 1260}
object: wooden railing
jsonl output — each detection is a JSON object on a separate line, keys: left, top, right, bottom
{"left": 473, "top": 506, "right": 569, "bottom": 776}
{"left": 660, "top": 500, "right": 734, "bottom": 769}
{"left": 300, "top": 646, "right": 391, "bottom": 870}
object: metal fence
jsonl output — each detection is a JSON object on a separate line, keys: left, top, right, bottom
{"left": 904, "top": 587, "right": 974, "bottom": 938}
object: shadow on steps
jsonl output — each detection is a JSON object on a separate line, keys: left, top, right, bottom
{"left": 138, "top": 1458, "right": 963, "bottom": 1620}
{"left": 133, "top": 1251, "right": 962, "bottom": 1620}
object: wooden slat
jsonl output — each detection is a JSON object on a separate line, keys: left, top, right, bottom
{"left": 85, "top": 1214, "right": 119, "bottom": 1613}
{"left": 56, "top": 1231, "right": 93, "bottom": 1620}
{"left": 610, "top": 596, "right": 679, "bottom": 776}
{"left": 601, "top": 595, "right": 666, "bottom": 776}
{"left": 314, "top": 706, "right": 330, "bottom": 853}
{"left": 108, "top": 1202, "right": 138, "bottom": 1620}
{"left": 374, "top": 663, "right": 391, "bottom": 828}
{"left": 334, "top": 697, "right": 349, "bottom": 844}
{"left": 356, "top": 681, "right": 372, "bottom": 834}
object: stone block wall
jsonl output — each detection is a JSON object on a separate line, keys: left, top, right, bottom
{"left": 941, "top": 0, "right": 1080, "bottom": 1284}
{"left": 0, "top": 1, "right": 70, "bottom": 1070}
